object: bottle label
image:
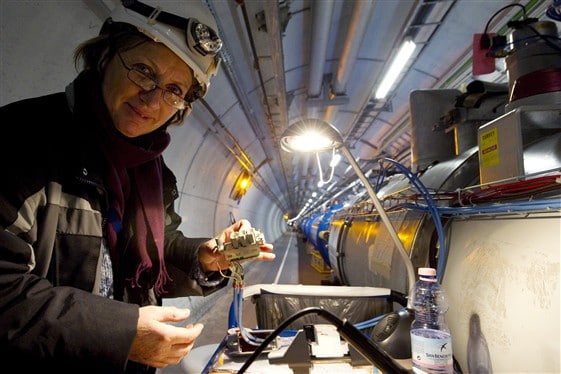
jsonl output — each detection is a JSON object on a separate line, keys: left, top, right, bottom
{"left": 411, "top": 329, "right": 453, "bottom": 373}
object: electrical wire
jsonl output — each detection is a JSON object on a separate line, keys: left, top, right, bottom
{"left": 481, "top": 3, "right": 527, "bottom": 49}
{"left": 547, "top": 0, "right": 561, "bottom": 21}
{"left": 365, "top": 163, "right": 559, "bottom": 283}
{"left": 519, "top": 24, "right": 561, "bottom": 53}
{"left": 353, "top": 313, "right": 386, "bottom": 330}
{"left": 484, "top": 3, "right": 526, "bottom": 34}
{"left": 373, "top": 171, "right": 560, "bottom": 266}
{"left": 224, "top": 256, "right": 403, "bottom": 348}
{"left": 434, "top": 198, "right": 561, "bottom": 216}
{"left": 236, "top": 307, "right": 410, "bottom": 374}
{"left": 227, "top": 262, "right": 268, "bottom": 347}
{"left": 382, "top": 158, "right": 448, "bottom": 282}
{"left": 217, "top": 260, "right": 266, "bottom": 346}
{"left": 378, "top": 172, "right": 560, "bottom": 207}
{"left": 450, "top": 174, "right": 560, "bottom": 205}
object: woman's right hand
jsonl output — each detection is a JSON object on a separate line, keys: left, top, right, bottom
{"left": 198, "top": 219, "right": 275, "bottom": 272}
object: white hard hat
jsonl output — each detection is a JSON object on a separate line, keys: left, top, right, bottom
{"left": 109, "top": 0, "right": 222, "bottom": 99}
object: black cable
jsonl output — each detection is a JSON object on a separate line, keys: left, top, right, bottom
{"left": 480, "top": 3, "right": 526, "bottom": 49}
{"left": 236, "top": 306, "right": 411, "bottom": 373}
{"left": 390, "top": 289, "right": 408, "bottom": 307}
{"left": 524, "top": 24, "right": 561, "bottom": 53}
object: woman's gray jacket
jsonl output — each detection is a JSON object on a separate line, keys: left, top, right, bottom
{"left": 0, "top": 90, "right": 228, "bottom": 373}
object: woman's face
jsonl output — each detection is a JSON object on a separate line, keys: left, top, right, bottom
{"left": 102, "top": 41, "right": 193, "bottom": 138}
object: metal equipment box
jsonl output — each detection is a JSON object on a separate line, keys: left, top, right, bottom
{"left": 477, "top": 104, "right": 561, "bottom": 185}
{"left": 477, "top": 108, "right": 524, "bottom": 185}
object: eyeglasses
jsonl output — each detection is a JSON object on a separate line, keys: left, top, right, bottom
{"left": 117, "top": 52, "right": 192, "bottom": 112}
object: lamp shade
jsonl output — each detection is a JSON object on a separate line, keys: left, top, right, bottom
{"left": 280, "top": 119, "right": 343, "bottom": 153}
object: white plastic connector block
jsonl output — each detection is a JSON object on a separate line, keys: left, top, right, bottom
{"left": 220, "top": 228, "right": 264, "bottom": 261}
{"left": 309, "top": 324, "right": 349, "bottom": 358}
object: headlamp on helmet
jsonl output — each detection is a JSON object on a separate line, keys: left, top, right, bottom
{"left": 112, "top": 0, "right": 222, "bottom": 99}
{"left": 188, "top": 18, "right": 222, "bottom": 56}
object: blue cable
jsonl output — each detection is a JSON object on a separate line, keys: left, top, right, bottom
{"left": 354, "top": 313, "right": 386, "bottom": 330}
{"left": 547, "top": 0, "right": 561, "bottom": 21}
{"left": 383, "top": 158, "right": 448, "bottom": 282}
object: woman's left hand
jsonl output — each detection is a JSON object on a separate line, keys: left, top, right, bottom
{"left": 198, "top": 219, "right": 275, "bottom": 272}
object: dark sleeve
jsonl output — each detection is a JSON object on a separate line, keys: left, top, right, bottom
{"left": 0, "top": 237, "right": 139, "bottom": 371}
{"left": 0, "top": 96, "right": 139, "bottom": 372}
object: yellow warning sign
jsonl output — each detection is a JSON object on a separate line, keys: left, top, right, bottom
{"left": 480, "top": 128, "right": 499, "bottom": 168}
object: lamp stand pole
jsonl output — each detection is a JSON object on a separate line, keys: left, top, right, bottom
{"left": 339, "top": 145, "right": 416, "bottom": 292}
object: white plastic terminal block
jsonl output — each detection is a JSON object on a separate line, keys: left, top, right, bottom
{"left": 309, "top": 324, "right": 349, "bottom": 358}
{"left": 218, "top": 228, "right": 265, "bottom": 261}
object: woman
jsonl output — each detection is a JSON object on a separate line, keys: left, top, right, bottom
{"left": 0, "top": 1, "right": 274, "bottom": 373}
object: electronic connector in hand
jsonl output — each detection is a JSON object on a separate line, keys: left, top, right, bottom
{"left": 215, "top": 228, "right": 265, "bottom": 261}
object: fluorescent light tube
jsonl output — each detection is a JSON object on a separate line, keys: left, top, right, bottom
{"left": 374, "top": 39, "right": 416, "bottom": 99}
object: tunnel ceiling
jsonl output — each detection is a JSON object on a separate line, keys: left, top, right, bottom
{"left": 98, "top": 0, "right": 551, "bottom": 218}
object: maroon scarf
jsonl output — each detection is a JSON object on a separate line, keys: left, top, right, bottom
{"left": 74, "top": 71, "right": 171, "bottom": 295}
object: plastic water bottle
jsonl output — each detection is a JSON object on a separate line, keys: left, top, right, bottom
{"left": 410, "top": 267, "right": 453, "bottom": 373}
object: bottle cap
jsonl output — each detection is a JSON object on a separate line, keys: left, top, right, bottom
{"left": 418, "top": 267, "right": 437, "bottom": 281}
{"left": 418, "top": 267, "right": 436, "bottom": 276}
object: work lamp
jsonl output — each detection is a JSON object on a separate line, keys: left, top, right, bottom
{"left": 280, "top": 119, "right": 415, "bottom": 290}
